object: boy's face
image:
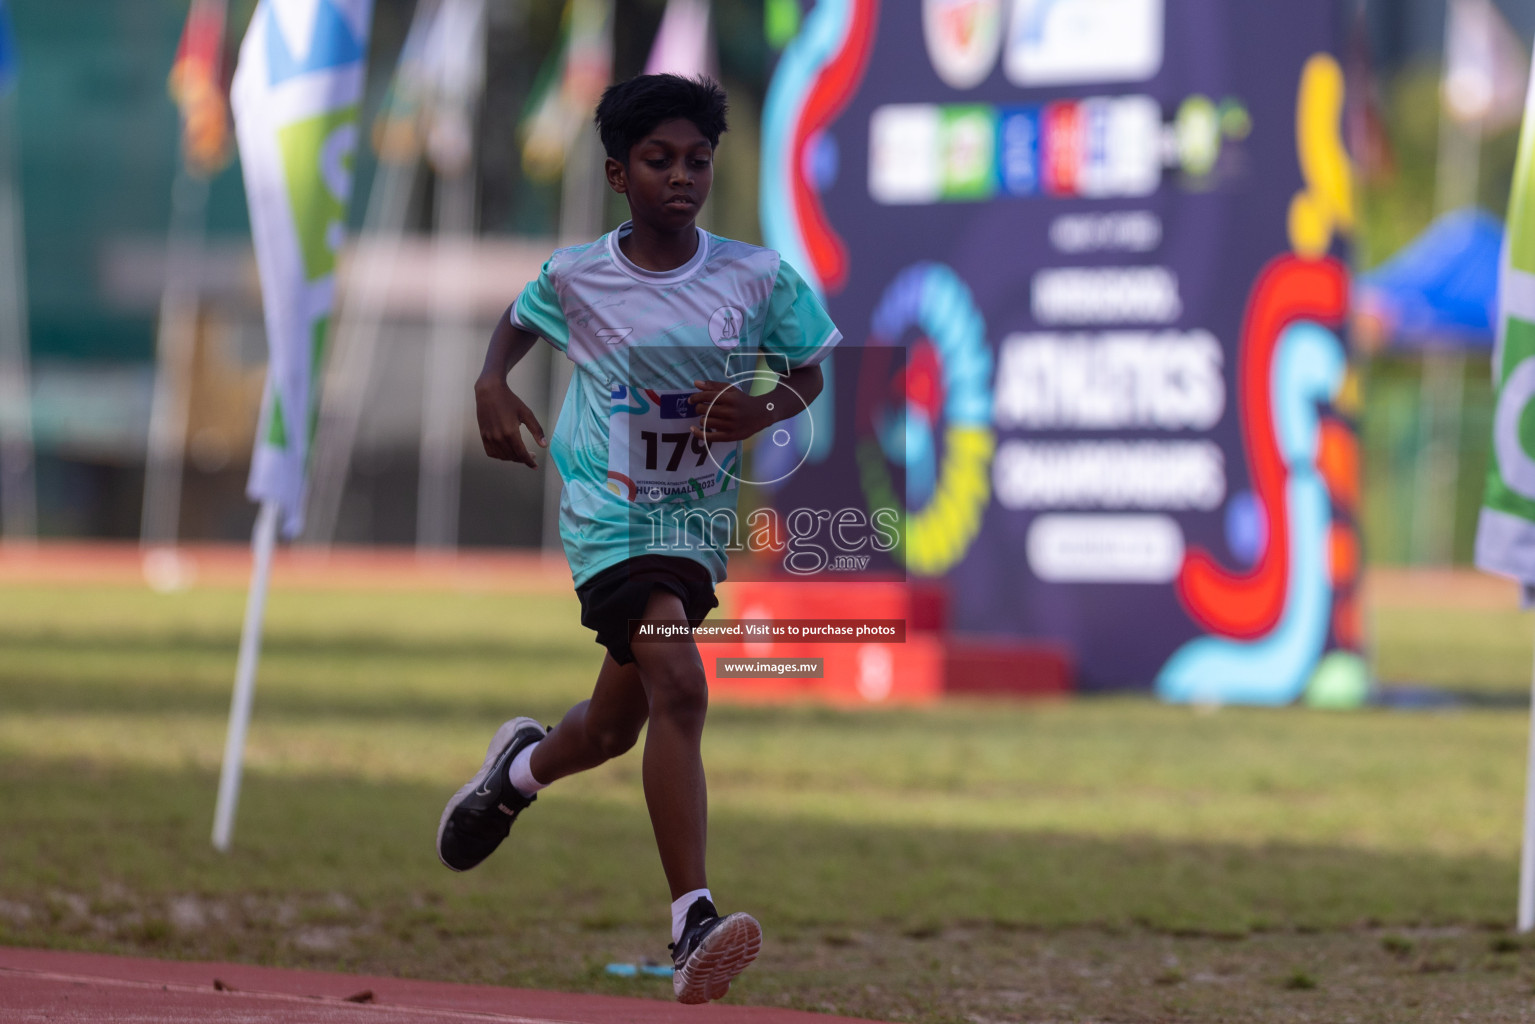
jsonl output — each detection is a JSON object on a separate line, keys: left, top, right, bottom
{"left": 607, "top": 118, "right": 714, "bottom": 233}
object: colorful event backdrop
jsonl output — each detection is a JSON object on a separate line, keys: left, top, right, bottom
{"left": 759, "top": 0, "right": 1367, "bottom": 704}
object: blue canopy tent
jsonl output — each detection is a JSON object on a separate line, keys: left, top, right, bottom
{"left": 1356, "top": 207, "right": 1502, "bottom": 350}
{"left": 1356, "top": 208, "right": 1504, "bottom": 565}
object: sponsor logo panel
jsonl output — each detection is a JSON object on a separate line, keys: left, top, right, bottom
{"left": 1042, "top": 101, "right": 1083, "bottom": 196}
{"left": 869, "top": 104, "right": 942, "bottom": 205}
{"left": 867, "top": 94, "right": 1244, "bottom": 205}
{"left": 1005, "top": 0, "right": 1164, "bottom": 86}
{"left": 997, "top": 106, "right": 1041, "bottom": 196}
{"left": 940, "top": 105, "right": 999, "bottom": 200}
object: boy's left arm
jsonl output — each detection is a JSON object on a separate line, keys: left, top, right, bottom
{"left": 687, "top": 365, "right": 824, "bottom": 444}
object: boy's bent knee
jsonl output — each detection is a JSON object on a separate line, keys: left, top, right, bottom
{"left": 644, "top": 659, "right": 709, "bottom": 727}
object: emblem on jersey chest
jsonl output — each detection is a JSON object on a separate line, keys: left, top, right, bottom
{"left": 709, "top": 305, "right": 746, "bottom": 349}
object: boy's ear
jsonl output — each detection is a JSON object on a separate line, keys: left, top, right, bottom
{"left": 605, "top": 156, "right": 628, "bottom": 195}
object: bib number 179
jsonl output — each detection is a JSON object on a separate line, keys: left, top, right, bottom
{"left": 642, "top": 430, "right": 710, "bottom": 472}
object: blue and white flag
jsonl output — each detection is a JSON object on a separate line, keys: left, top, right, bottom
{"left": 232, "top": 0, "right": 373, "bottom": 538}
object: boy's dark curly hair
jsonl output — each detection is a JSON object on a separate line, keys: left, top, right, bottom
{"left": 594, "top": 74, "right": 729, "bottom": 164}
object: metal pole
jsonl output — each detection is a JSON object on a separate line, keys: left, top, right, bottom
{"left": 212, "top": 499, "right": 280, "bottom": 851}
{"left": 416, "top": 169, "right": 477, "bottom": 550}
{"left": 542, "top": 73, "right": 608, "bottom": 551}
{"left": 1519, "top": 618, "right": 1535, "bottom": 930}
{"left": 1414, "top": 0, "right": 1485, "bottom": 566}
{"left": 1410, "top": 350, "right": 1465, "bottom": 565}
{"left": 141, "top": 165, "right": 211, "bottom": 555}
{"left": 0, "top": 88, "right": 36, "bottom": 543}
{"left": 303, "top": 154, "right": 420, "bottom": 546}
{"left": 304, "top": 0, "right": 454, "bottom": 548}
{"left": 1436, "top": 350, "right": 1467, "bottom": 562}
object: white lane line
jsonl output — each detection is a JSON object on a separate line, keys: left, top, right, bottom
{"left": 0, "top": 967, "right": 588, "bottom": 1024}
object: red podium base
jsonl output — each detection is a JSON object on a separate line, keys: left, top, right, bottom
{"left": 710, "top": 580, "right": 1073, "bottom": 705}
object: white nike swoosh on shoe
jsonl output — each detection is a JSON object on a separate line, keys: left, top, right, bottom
{"left": 435, "top": 717, "right": 543, "bottom": 871}
{"left": 475, "top": 726, "right": 539, "bottom": 797}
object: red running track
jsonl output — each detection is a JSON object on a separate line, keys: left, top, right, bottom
{"left": 0, "top": 947, "right": 886, "bottom": 1024}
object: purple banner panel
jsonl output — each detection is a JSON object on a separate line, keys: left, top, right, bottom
{"left": 761, "top": 0, "right": 1365, "bottom": 704}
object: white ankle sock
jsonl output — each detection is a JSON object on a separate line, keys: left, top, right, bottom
{"left": 507, "top": 741, "right": 547, "bottom": 796}
{"left": 671, "top": 888, "right": 713, "bottom": 945}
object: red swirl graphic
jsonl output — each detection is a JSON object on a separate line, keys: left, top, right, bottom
{"left": 1175, "top": 255, "right": 1347, "bottom": 639}
{"left": 792, "top": 0, "right": 879, "bottom": 293}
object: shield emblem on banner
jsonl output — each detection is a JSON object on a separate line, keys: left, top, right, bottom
{"left": 922, "top": 0, "right": 1002, "bottom": 89}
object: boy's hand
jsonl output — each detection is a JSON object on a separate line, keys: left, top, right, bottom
{"left": 474, "top": 374, "right": 548, "bottom": 468}
{"left": 688, "top": 380, "right": 774, "bottom": 443}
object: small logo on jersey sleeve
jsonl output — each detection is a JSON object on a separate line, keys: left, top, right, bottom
{"left": 597, "top": 326, "right": 633, "bottom": 345}
{"left": 710, "top": 306, "right": 746, "bottom": 349}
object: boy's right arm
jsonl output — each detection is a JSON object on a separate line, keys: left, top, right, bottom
{"left": 474, "top": 304, "right": 549, "bottom": 469}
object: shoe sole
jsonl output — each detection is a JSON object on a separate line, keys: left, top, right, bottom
{"left": 435, "top": 716, "right": 542, "bottom": 872}
{"left": 673, "top": 912, "right": 762, "bottom": 1005}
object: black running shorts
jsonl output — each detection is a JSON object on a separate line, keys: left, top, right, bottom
{"left": 575, "top": 555, "right": 719, "bottom": 666}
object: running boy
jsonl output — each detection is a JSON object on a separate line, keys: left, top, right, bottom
{"left": 436, "top": 74, "right": 841, "bottom": 1005}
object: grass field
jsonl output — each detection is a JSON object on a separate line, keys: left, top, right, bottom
{"left": 5, "top": 569, "right": 1535, "bottom": 1022}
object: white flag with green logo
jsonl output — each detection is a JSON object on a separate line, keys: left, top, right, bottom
{"left": 232, "top": 0, "right": 372, "bottom": 538}
{"left": 1477, "top": 68, "right": 1535, "bottom": 600}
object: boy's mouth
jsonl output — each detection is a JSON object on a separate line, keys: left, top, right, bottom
{"left": 664, "top": 195, "right": 697, "bottom": 210}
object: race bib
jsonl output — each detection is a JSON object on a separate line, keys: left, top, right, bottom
{"left": 606, "top": 386, "right": 738, "bottom": 503}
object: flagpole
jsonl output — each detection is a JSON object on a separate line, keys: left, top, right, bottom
{"left": 1469, "top": 4, "right": 1535, "bottom": 937}
{"left": 222, "top": 0, "right": 374, "bottom": 848}
{"left": 212, "top": 498, "right": 279, "bottom": 851}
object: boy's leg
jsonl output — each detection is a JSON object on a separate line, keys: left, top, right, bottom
{"left": 438, "top": 656, "right": 648, "bottom": 871}
{"left": 438, "top": 578, "right": 683, "bottom": 876}
{"left": 529, "top": 654, "right": 649, "bottom": 783}
{"left": 628, "top": 587, "right": 761, "bottom": 1004}
{"left": 628, "top": 587, "right": 710, "bottom": 899}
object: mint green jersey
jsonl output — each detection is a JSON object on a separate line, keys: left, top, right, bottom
{"left": 511, "top": 222, "right": 842, "bottom": 586}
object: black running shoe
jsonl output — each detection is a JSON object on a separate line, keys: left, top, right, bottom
{"left": 436, "top": 716, "right": 546, "bottom": 872}
{"left": 669, "top": 896, "right": 762, "bottom": 1004}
